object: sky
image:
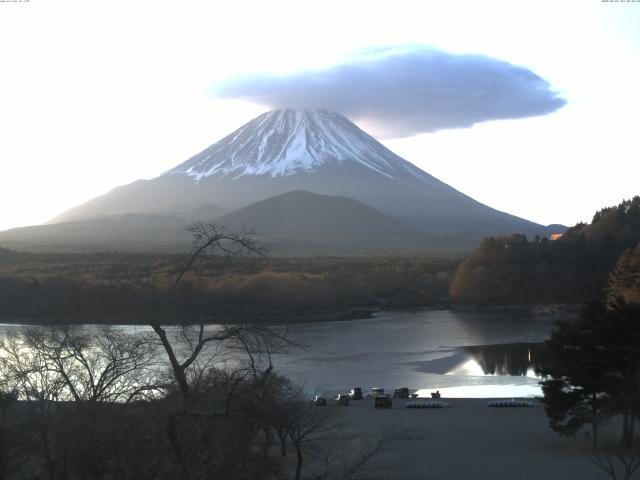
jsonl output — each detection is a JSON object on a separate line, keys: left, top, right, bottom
{"left": 0, "top": 0, "right": 638, "bottom": 232}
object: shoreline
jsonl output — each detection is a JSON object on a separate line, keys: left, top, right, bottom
{"left": 0, "top": 302, "right": 581, "bottom": 326}
{"left": 0, "top": 306, "right": 380, "bottom": 326}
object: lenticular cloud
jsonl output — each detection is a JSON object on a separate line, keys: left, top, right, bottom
{"left": 212, "top": 46, "right": 566, "bottom": 138}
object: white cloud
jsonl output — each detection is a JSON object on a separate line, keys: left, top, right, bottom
{"left": 212, "top": 46, "right": 566, "bottom": 138}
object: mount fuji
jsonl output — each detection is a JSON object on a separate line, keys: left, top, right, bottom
{"left": 1, "top": 109, "right": 557, "bottom": 253}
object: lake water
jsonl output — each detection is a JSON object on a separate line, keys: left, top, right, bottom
{"left": 0, "top": 309, "right": 561, "bottom": 398}
{"left": 270, "top": 309, "right": 558, "bottom": 398}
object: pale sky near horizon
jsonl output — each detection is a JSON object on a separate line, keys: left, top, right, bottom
{"left": 0, "top": 0, "right": 638, "bottom": 232}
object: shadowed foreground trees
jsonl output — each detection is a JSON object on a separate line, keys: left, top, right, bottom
{"left": 0, "top": 223, "right": 394, "bottom": 479}
{"left": 539, "top": 304, "right": 615, "bottom": 446}
{"left": 0, "top": 325, "right": 393, "bottom": 480}
{"left": 540, "top": 302, "right": 640, "bottom": 447}
{"left": 0, "top": 392, "right": 18, "bottom": 480}
{"left": 1, "top": 325, "right": 162, "bottom": 403}
{"left": 585, "top": 438, "right": 640, "bottom": 480}
{"left": 0, "top": 326, "right": 167, "bottom": 480}
{"left": 539, "top": 293, "right": 640, "bottom": 480}
{"left": 538, "top": 234, "right": 640, "bottom": 450}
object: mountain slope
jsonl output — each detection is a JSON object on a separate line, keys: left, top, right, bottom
{"left": 0, "top": 214, "right": 192, "bottom": 252}
{"left": 52, "top": 109, "right": 551, "bottom": 237}
{"left": 217, "top": 190, "right": 412, "bottom": 238}
{"left": 0, "top": 192, "right": 479, "bottom": 255}
{"left": 215, "top": 190, "right": 477, "bottom": 256}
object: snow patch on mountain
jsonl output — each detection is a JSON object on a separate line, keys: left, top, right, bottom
{"left": 165, "top": 109, "right": 431, "bottom": 182}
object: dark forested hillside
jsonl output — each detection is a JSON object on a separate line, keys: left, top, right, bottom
{"left": 450, "top": 197, "right": 640, "bottom": 304}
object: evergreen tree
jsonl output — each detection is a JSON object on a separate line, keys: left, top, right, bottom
{"left": 451, "top": 197, "right": 640, "bottom": 304}
{"left": 539, "top": 304, "right": 615, "bottom": 446}
{"left": 540, "top": 302, "right": 640, "bottom": 446}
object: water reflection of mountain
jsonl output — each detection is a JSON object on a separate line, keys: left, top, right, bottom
{"left": 463, "top": 342, "right": 551, "bottom": 376}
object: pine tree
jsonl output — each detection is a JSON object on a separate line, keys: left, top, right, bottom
{"left": 540, "top": 302, "right": 640, "bottom": 446}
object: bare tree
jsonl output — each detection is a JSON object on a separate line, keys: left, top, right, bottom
{"left": 271, "top": 390, "right": 405, "bottom": 480}
{"left": 0, "top": 391, "right": 18, "bottom": 480}
{"left": 586, "top": 442, "right": 640, "bottom": 480}
{"left": 115, "top": 222, "right": 308, "bottom": 479}
{"left": 0, "top": 333, "right": 68, "bottom": 480}
{"left": 285, "top": 393, "right": 340, "bottom": 480}
{"left": 16, "top": 325, "right": 163, "bottom": 403}
{"left": 311, "top": 428, "right": 402, "bottom": 480}
{"left": 0, "top": 326, "right": 166, "bottom": 480}
{"left": 130, "top": 222, "right": 269, "bottom": 404}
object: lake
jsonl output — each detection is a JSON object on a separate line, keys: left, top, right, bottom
{"left": 0, "top": 308, "right": 563, "bottom": 398}
{"left": 270, "top": 309, "right": 560, "bottom": 398}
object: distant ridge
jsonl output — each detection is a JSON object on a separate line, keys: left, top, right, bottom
{"left": 218, "top": 190, "right": 413, "bottom": 238}
{"left": 0, "top": 214, "right": 192, "bottom": 252}
{"left": 0, "top": 191, "right": 481, "bottom": 255}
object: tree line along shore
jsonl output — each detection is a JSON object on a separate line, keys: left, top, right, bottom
{"left": 0, "top": 198, "right": 638, "bottom": 324}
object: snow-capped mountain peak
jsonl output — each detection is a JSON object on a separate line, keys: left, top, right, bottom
{"left": 165, "top": 109, "right": 429, "bottom": 182}
{"left": 49, "top": 107, "right": 550, "bottom": 239}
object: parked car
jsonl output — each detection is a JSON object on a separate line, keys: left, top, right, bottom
{"left": 349, "top": 387, "right": 363, "bottom": 400}
{"left": 313, "top": 396, "right": 327, "bottom": 406}
{"left": 370, "top": 387, "right": 385, "bottom": 398}
{"left": 335, "top": 394, "right": 350, "bottom": 406}
{"left": 393, "top": 387, "right": 410, "bottom": 399}
{"left": 374, "top": 395, "right": 393, "bottom": 409}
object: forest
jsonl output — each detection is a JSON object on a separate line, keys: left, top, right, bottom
{"left": 0, "top": 247, "right": 457, "bottom": 323}
{"left": 449, "top": 197, "right": 640, "bottom": 304}
{"left": 1, "top": 197, "right": 639, "bottom": 323}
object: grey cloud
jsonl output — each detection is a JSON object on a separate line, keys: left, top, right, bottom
{"left": 212, "top": 46, "right": 566, "bottom": 138}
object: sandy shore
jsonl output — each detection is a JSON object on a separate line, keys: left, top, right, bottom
{"left": 334, "top": 398, "right": 602, "bottom": 480}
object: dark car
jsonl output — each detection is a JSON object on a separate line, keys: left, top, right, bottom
{"left": 335, "top": 394, "right": 350, "bottom": 406}
{"left": 349, "top": 387, "right": 363, "bottom": 400}
{"left": 313, "top": 396, "right": 327, "bottom": 406}
{"left": 369, "top": 387, "right": 385, "bottom": 398}
{"left": 393, "top": 387, "right": 410, "bottom": 399}
{"left": 374, "top": 395, "right": 392, "bottom": 409}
